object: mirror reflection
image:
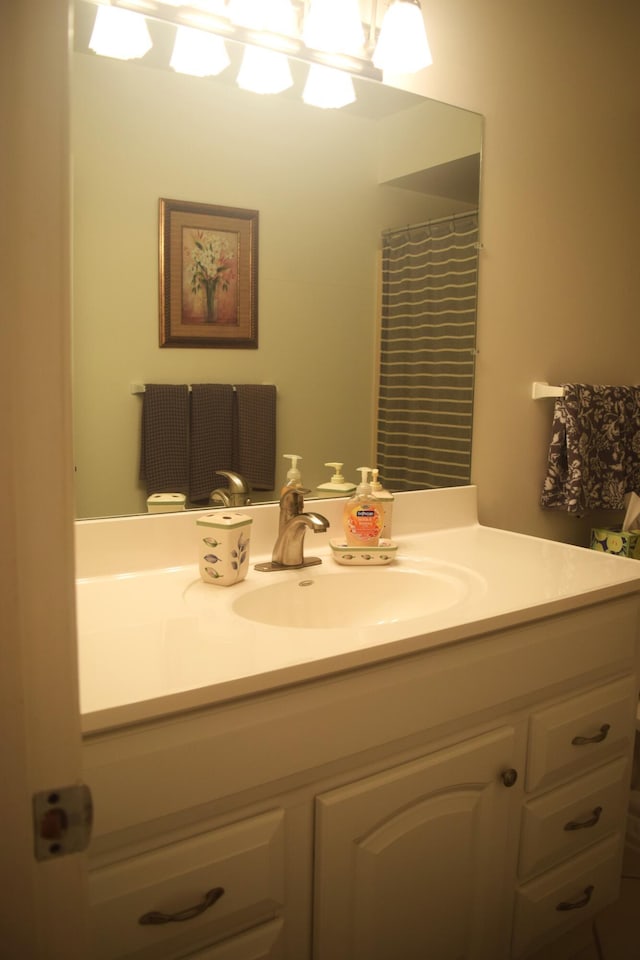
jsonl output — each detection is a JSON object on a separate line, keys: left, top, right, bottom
{"left": 71, "top": 0, "right": 482, "bottom": 519}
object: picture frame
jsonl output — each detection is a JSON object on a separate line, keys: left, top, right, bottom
{"left": 159, "top": 198, "right": 259, "bottom": 348}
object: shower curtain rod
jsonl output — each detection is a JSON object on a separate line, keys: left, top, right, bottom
{"left": 382, "top": 209, "right": 479, "bottom": 238}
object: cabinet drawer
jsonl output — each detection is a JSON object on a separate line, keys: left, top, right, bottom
{"left": 526, "top": 675, "right": 636, "bottom": 791}
{"left": 185, "top": 918, "right": 284, "bottom": 959}
{"left": 519, "top": 757, "right": 628, "bottom": 880}
{"left": 512, "top": 833, "right": 623, "bottom": 958}
{"left": 89, "top": 809, "right": 285, "bottom": 960}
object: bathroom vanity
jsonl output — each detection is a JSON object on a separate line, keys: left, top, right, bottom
{"left": 76, "top": 488, "right": 640, "bottom": 959}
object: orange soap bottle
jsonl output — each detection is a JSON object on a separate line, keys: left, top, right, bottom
{"left": 342, "top": 467, "right": 384, "bottom": 547}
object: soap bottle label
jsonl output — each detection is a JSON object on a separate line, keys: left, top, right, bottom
{"left": 344, "top": 501, "right": 384, "bottom": 545}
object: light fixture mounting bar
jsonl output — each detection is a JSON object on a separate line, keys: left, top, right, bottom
{"left": 109, "top": 0, "right": 383, "bottom": 80}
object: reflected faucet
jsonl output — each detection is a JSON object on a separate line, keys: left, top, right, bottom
{"left": 256, "top": 487, "right": 329, "bottom": 571}
{"left": 209, "top": 471, "right": 252, "bottom": 508}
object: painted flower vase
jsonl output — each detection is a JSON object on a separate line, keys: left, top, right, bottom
{"left": 196, "top": 512, "right": 252, "bottom": 586}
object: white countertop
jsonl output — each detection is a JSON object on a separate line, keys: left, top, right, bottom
{"left": 75, "top": 487, "right": 640, "bottom": 734}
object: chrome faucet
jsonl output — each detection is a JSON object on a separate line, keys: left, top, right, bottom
{"left": 209, "top": 470, "right": 252, "bottom": 508}
{"left": 256, "top": 487, "right": 329, "bottom": 571}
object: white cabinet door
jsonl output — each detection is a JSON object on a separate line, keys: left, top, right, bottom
{"left": 313, "top": 727, "right": 521, "bottom": 960}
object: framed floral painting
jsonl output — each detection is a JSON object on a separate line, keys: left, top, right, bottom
{"left": 159, "top": 198, "right": 258, "bottom": 348}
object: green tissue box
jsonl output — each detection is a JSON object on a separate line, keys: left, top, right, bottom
{"left": 590, "top": 527, "right": 640, "bottom": 559}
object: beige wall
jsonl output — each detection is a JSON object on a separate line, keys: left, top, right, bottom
{"left": 401, "top": 0, "right": 640, "bottom": 544}
{"left": 377, "top": 96, "right": 482, "bottom": 182}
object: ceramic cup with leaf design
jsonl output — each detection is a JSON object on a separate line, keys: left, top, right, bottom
{"left": 196, "top": 512, "right": 253, "bottom": 586}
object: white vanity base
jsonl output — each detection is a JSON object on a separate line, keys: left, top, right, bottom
{"left": 76, "top": 487, "right": 640, "bottom": 959}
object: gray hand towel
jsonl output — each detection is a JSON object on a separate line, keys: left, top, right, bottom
{"left": 234, "top": 384, "right": 277, "bottom": 491}
{"left": 189, "top": 383, "right": 235, "bottom": 502}
{"left": 139, "top": 384, "right": 190, "bottom": 495}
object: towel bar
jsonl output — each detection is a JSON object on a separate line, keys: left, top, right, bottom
{"left": 131, "top": 382, "right": 276, "bottom": 394}
{"left": 532, "top": 381, "right": 564, "bottom": 399}
{"left": 131, "top": 383, "right": 212, "bottom": 395}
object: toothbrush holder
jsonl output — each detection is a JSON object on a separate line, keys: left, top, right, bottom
{"left": 196, "top": 512, "right": 253, "bottom": 586}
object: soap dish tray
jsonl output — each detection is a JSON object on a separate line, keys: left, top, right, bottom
{"left": 329, "top": 538, "right": 398, "bottom": 566}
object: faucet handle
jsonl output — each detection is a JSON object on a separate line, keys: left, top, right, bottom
{"left": 283, "top": 486, "right": 312, "bottom": 496}
{"left": 280, "top": 486, "right": 304, "bottom": 509}
{"left": 279, "top": 487, "right": 309, "bottom": 527}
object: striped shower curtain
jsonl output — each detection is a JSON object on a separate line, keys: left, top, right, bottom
{"left": 376, "top": 213, "right": 479, "bottom": 491}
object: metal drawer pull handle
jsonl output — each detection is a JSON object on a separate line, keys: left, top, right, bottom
{"left": 571, "top": 723, "right": 610, "bottom": 746}
{"left": 564, "top": 806, "right": 603, "bottom": 831}
{"left": 138, "top": 886, "right": 225, "bottom": 925}
{"left": 556, "top": 885, "right": 594, "bottom": 912}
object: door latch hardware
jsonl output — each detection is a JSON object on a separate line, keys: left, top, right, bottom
{"left": 33, "top": 784, "right": 93, "bottom": 861}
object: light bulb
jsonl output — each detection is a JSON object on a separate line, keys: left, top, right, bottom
{"left": 88, "top": 6, "right": 152, "bottom": 61}
{"left": 227, "top": 0, "right": 264, "bottom": 29}
{"left": 228, "top": 0, "right": 297, "bottom": 34}
{"left": 373, "top": 0, "right": 433, "bottom": 74}
{"left": 303, "top": 0, "right": 364, "bottom": 55}
{"left": 170, "top": 26, "right": 230, "bottom": 77}
{"left": 263, "top": 0, "right": 297, "bottom": 35}
{"left": 236, "top": 46, "right": 293, "bottom": 94}
{"left": 303, "top": 64, "right": 356, "bottom": 109}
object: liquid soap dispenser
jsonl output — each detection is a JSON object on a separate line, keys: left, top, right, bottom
{"left": 342, "top": 467, "right": 385, "bottom": 546}
{"left": 317, "top": 462, "right": 357, "bottom": 494}
{"left": 370, "top": 469, "right": 394, "bottom": 539}
{"left": 281, "top": 454, "right": 303, "bottom": 495}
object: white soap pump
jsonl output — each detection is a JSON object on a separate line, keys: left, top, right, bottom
{"left": 281, "top": 454, "right": 303, "bottom": 494}
{"left": 317, "top": 462, "right": 357, "bottom": 494}
{"left": 370, "top": 468, "right": 394, "bottom": 539}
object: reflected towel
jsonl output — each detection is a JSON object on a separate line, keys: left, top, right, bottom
{"left": 189, "top": 383, "right": 235, "bottom": 502}
{"left": 234, "top": 384, "right": 277, "bottom": 491}
{"left": 140, "top": 384, "right": 190, "bottom": 495}
{"left": 540, "top": 384, "right": 640, "bottom": 513}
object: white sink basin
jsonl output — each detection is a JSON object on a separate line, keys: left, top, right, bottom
{"left": 230, "top": 568, "right": 469, "bottom": 629}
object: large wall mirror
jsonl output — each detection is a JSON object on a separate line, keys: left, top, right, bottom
{"left": 71, "top": 0, "right": 483, "bottom": 520}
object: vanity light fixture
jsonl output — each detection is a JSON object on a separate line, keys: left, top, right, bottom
{"left": 228, "top": 0, "right": 298, "bottom": 35}
{"left": 84, "top": 0, "right": 433, "bottom": 110}
{"left": 226, "top": 0, "right": 263, "bottom": 28}
{"left": 302, "top": 63, "right": 356, "bottom": 109}
{"left": 170, "top": 25, "right": 230, "bottom": 76}
{"left": 236, "top": 45, "right": 294, "bottom": 94}
{"left": 373, "top": 0, "right": 433, "bottom": 73}
{"left": 231, "top": 0, "right": 297, "bottom": 93}
{"left": 302, "top": 0, "right": 365, "bottom": 56}
{"left": 88, "top": 4, "right": 153, "bottom": 60}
